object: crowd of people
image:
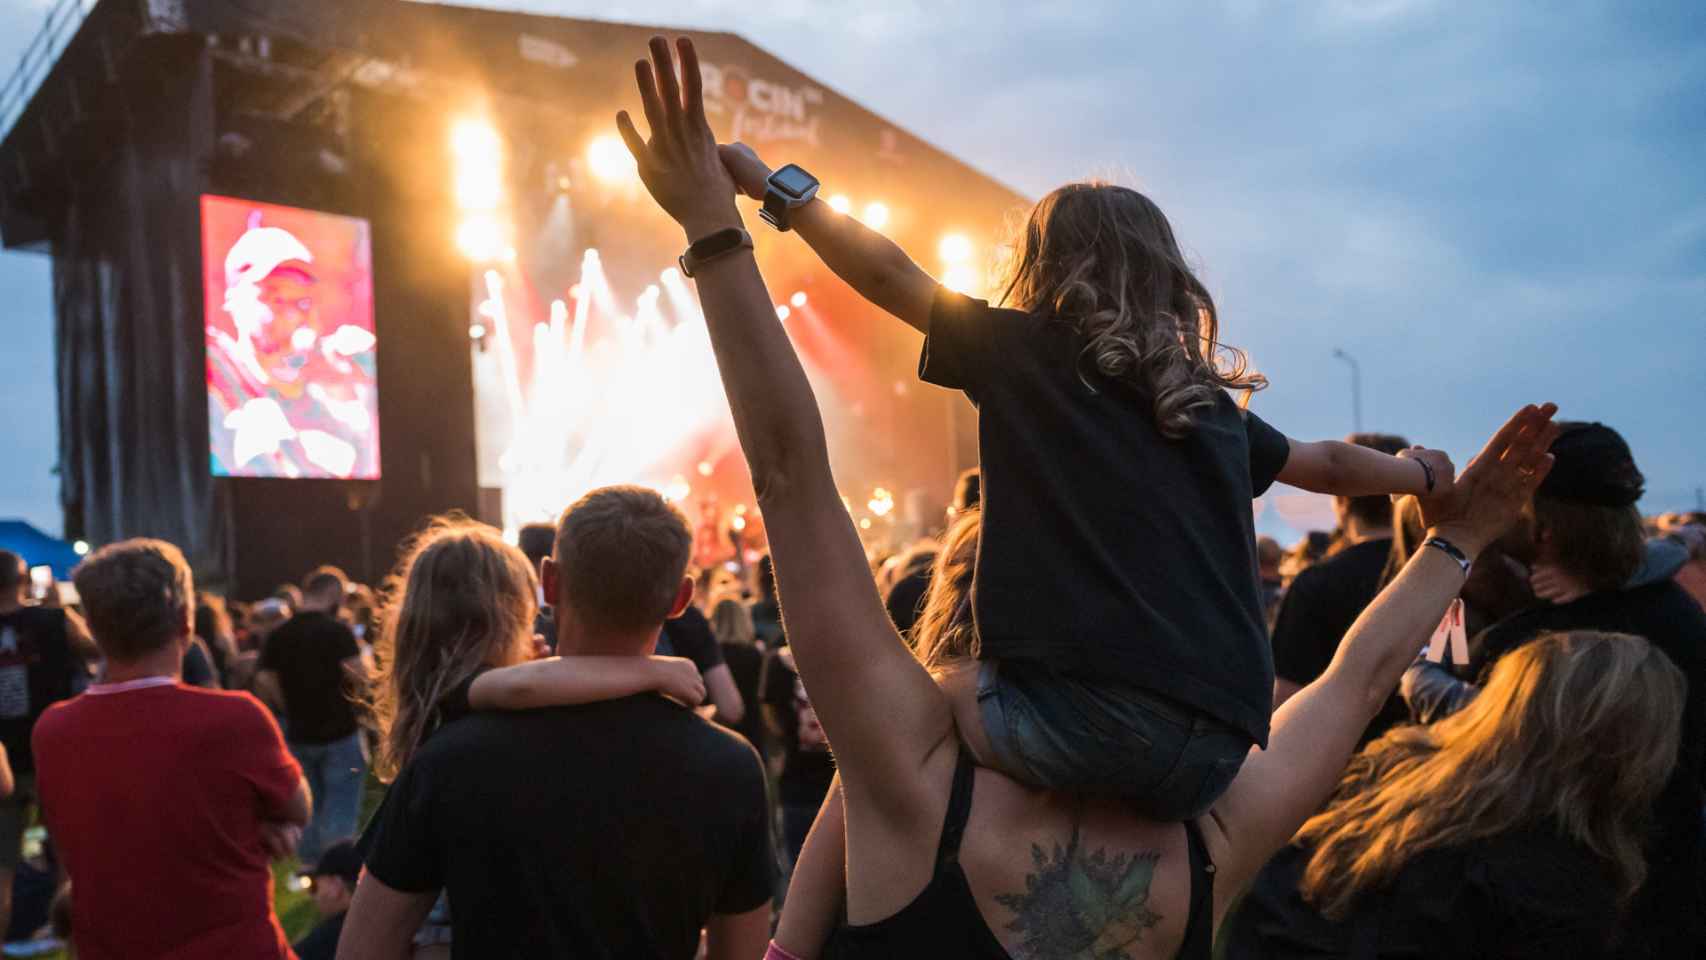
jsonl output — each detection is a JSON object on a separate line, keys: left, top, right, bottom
{"left": 1, "top": 34, "right": 1702, "bottom": 960}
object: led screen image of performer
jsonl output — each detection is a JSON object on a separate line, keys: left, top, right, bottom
{"left": 202, "top": 196, "right": 380, "bottom": 479}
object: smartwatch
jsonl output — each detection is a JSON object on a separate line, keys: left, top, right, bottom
{"left": 759, "top": 164, "right": 820, "bottom": 232}
{"left": 679, "top": 226, "right": 753, "bottom": 278}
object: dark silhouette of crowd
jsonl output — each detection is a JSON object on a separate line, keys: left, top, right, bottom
{"left": 4, "top": 35, "right": 1702, "bottom": 960}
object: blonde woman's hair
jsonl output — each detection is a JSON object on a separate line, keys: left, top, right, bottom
{"left": 369, "top": 515, "right": 539, "bottom": 781}
{"left": 1298, "top": 631, "right": 1684, "bottom": 919}
{"left": 710, "top": 597, "right": 757, "bottom": 648}
{"left": 998, "top": 182, "right": 1266, "bottom": 438}
{"left": 910, "top": 511, "right": 982, "bottom": 674}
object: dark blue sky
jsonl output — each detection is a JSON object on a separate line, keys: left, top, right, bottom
{"left": 1, "top": 0, "right": 1702, "bottom": 535}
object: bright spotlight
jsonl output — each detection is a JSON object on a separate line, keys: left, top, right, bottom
{"left": 450, "top": 120, "right": 501, "bottom": 161}
{"left": 456, "top": 167, "right": 501, "bottom": 211}
{"left": 660, "top": 266, "right": 681, "bottom": 283}
{"left": 775, "top": 304, "right": 791, "bottom": 321}
{"left": 469, "top": 323, "right": 487, "bottom": 339}
{"left": 827, "top": 194, "right": 851, "bottom": 215}
{"left": 587, "top": 135, "right": 637, "bottom": 183}
{"left": 696, "top": 461, "right": 714, "bottom": 477}
{"left": 730, "top": 514, "right": 748, "bottom": 532}
{"left": 789, "top": 291, "right": 808, "bottom": 308}
{"left": 456, "top": 215, "right": 507, "bottom": 262}
{"left": 861, "top": 202, "right": 890, "bottom": 230}
{"left": 938, "top": 233, "right": 973, "bottom": 264}
{"left": 663, "top": 475, "right": 692, "bottom": 502}
{"left": 72, "top": 540, "right": 90, "bottom": 556}
{"left": 943, "top": 264, "right": 981, "bottom": 295}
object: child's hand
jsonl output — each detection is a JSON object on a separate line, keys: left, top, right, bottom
{"left": 1398, "top": 446, "right": 1456, "bottom": 496}
{"left": 651, "top": 655, "right": 707, "bottom": 707}
{"left": 1529, "top": 562, "right": 1588, "bottom": 604}
{"left": 718, "top": 142, "right": 773, "bottom": 202}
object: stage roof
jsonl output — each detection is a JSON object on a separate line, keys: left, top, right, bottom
{"left": 0, "top": 0, "right": 1025, "bottom": 252}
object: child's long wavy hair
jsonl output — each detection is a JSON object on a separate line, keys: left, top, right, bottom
{"left": 368, "top": 515, "right": 539, "bottom": 781}
{"left": 999, "top": 183, "right": 1265, "bottom": 438}
{"left": 1296, "top": 631, "right": 1684, "bottom": 919}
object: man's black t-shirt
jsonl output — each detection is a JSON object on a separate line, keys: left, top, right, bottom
{"left": 0, "top": 607, "right": 81, "bottom": 774}
{"left": 363, "top": 695, "right": 774, "bottom": 959}
{"left": 292, "top": 910, "right": 345, "bottom": 960}
{"left": 921, "top": 288, "right": 1291, "bottom": 746}
{"left": 1468, "top": 581, "right": 1706, "bottom": 958}
{"left": 657, "top": 606, "right": 726, "bottom": 676}
{"left": 1269, "top": 538, "right": 1407, "bottom": 746}
{"left": 1222, "top": 825, "right": 1620, "bottom": 959}
{"left": 762, "top": 648, "right": 835, "bottom": 808}
{"left": 259, "top": 611, "right": 361, "bottom": 744}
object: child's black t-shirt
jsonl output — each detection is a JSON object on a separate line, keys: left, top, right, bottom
{"left": 920, "top": 288, "right": 1290, "bottom": 747}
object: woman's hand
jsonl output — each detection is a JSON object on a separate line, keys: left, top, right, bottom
{"left": 1417, "top": 403, "right": 1560, "bottom": 556}
{"left": 616, "top": 37, "right": 743, "bottom": 240}
{"left": 650, "top": 655, "right": 707, "bottom": 707}
{"left": 718, "top": 142, "right": 774, "bottom": 202}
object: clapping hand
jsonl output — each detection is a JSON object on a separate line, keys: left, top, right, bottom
{"left": 1416, "top": 403, "right": 1560, "bottom": 556}
{"left": 616, "top": 37, "right": 744, "bottom": 240}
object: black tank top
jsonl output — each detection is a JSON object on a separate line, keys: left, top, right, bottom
{"left": 824, "top": 748, "right": 1216, "bottom": 959}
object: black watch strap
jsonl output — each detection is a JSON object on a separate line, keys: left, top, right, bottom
{"left": 760, "top": 188, "right": 794, "bottom": 232}
{"left": 679, "top": 227, "right": 753, "bottom": 278}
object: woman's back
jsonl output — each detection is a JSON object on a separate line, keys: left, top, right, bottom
{"left": 1223, "top": 823, "right": 1619, "bottom": 959}
{"left": 830, "top": 747, "right": 1213, "bottom": 960}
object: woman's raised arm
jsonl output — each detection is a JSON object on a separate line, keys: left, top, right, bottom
{"left": 616, "top": 36, "right": 953, "bottom": 807}
{"left": 1209, "top": 403, "right": 1558, "bottom": 908}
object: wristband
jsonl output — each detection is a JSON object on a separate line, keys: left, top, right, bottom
{"left": 1416, "top": 457, "right": 1436, "bottom": 494}
{"left": 1422, "top": 536, "right": 1471, "bottom": 577}
{"left": 679, "top": 227, "right": 753, "bottom": 278}
{"left": 765, "top": 943, "right": 807, "bottom": 960}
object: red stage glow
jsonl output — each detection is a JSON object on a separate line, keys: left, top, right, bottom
{"left": 202, "top": 195, "right": 379, "bottom": 479}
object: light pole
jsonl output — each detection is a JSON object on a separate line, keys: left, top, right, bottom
{"left": 1332, "top": 348, "right": 1363, "bottom": 435}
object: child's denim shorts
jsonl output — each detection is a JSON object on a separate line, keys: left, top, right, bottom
{"left": 977, "top": 660, "right": 1253, "bottom": 821}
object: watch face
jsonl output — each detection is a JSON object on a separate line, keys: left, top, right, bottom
{"left": 770, "top": 164, "right": 819, "bottom": 199}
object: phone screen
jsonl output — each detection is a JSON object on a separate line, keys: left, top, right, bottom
{"left": 28, "top": 566, "right": 53, "bottom": 601}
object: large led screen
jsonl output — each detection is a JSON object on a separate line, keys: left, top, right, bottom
{"left": 202, "top": 195, "right": 380, "bottom": 479}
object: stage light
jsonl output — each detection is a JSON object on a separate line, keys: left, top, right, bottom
{"left": 943, "top": 264, "right": 981, "bottom": 295}
{"left": 731, "top": 514, "right": 747, "bottom": 532}
{"left": 859, "top": 518, "right": 873, "bottom": 530}
{"left": 867, "top": 487, "right": 895, "bottom": 518}
{"left": 450, "top": 120, "right": 501, "bottom": 161}
{"left": 456, "top": 215, "right": 507, "bottom": 262}
{"left": 72, "top": 540, "right": 89, "bottom": 556}
{"left": 775, "top": 305, "right": 791, "bottom": 321}
{"left": 790, "top": 291, "right": 808, "bottom": 308}
{"left": 660, "top": 266, "right": 681, "bottom": 284}
{"left": 456, "top": 167, "right": 502, "bottom": 211}
{"left": 469, "top": 323, "right": 486, "bottom": 339}
{"left": 587, "top": 135, "right": 637, "bottom": 184}
{"left": 664, "top": 475, "right": 692, "bottom": 502}
{"left": 861, "top": 202, "right": 890, "bottom": 230}
{"left": 938, "top": 233, "right": 973, "bottom": 264}
{"left": 827, "top": 194, "right": 851, "bottom": 215}
{"left": 697, "top": 461, "right": 714, "bottom": 477}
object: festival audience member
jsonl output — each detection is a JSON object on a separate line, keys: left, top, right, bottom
{"left": 750, "top": 554, "right": 783, "bottom": 647}
{"left": 272, "top": 582, "right": 304, "bottom": 611}
{"left": 194, "top": 594, "right": 240, "bottom": 686}
{"left": 0, "top": 550, "right": 92, "bottom": 941}
{"left": 294, "top": 839, "right": 361, "bottom": 960}
{"left": 35, "top": 539, "right": 309, "bottom": 959}
{"left": 518, "top": 520, "right": 558, "bottom": 646}
{"left": 1401, "top": 422, "right": 1706, "bottom": 958}
{"left": 342, "top": 495, "right": 772, "bottom": 959}
{"left": 711, "top": 597, "right": 768, "bottom": 759}
{"left": 230, "top": 598, "right": 290, "bottom": 692}
{"left": 254, "top": 566, "right": 370, "bottom": 864}
{"left": 1255, "top": 535, "right": 1284, "bottom": 620}
{"left": 661, "top": 593, "right": 744, "bottom": 724}
{"left": 611, "top": 47, "right": 1556, "bottom": 956}
{"left": 1278, "top": 530, "right": 1331, "bottom": 585}
{"left": 1270, "top": 433, "right": 1410, "bottom": 746}
{"left": 884, "top": 468, "right": 980, "bottom": 637}
{"left": 762, "top": 643, "right": 834, "bottom": 869}
{"left": 1223, "top": 630, "right": 1684, "bottom": 958}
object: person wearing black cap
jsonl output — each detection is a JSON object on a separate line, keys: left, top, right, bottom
{"left": 294, "top": 839, "right": 361, "bottom": 960}
{"left": 1404, "top": 422, "right": 1706, "bottom": 959}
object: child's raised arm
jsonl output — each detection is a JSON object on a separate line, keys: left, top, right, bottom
{"left": 469, "top": 655, "right": 705, "bottom": 712}
{"left": 1278, "top": 439, "right": 1454, "bottom": 499}
{"left": 719, "top": 143, "right": 937, "bottom": 334}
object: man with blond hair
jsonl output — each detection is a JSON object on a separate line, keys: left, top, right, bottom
{"left": 34, "top": 539, "right": 310, "bottom": 959}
